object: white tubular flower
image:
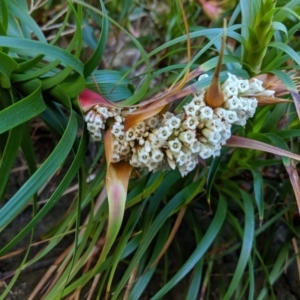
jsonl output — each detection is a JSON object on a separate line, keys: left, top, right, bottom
{"left": 86, "top": 110, "right": 96, "bottom": 123}
{"left": 199, "top": 106, "right": 214, "bottom": 121}
{"left": 220, "top": 138, "right": 227, "bottom": 146}
{"left": 166, "top": 116, "right": 181, "bottom": 129}
{"left": 125, "top": 128, "right": 136, "bottom": 141}
{"left": 208, "top": 132, "right": 222, "bottom": 145}
{"left": 224, "top": 110, "right": 239, "bottom": 123}
{"left": 191, "top": 95, "right": 205, "bottom": 108}
{"left": 197, "top": 123, "right": 204, "bottom": 130}
{"left": 178, "top": 131, "right": 196, "bottom": 144}
{"left": 224, "top": 96, "right": 240, "bottom": 110}
{"left": 224, "top": 122, "right": 232, "bottom": 131}
{"left": 260, "top": 89, "right": 275, "bottom": 97}
{"left": 111, "top": 152, "right": 120, "bottom": 163}
{"left": 158, "top": 126, "right": 172, "bottom": 140}
{"left": 223, "top": 83, "right": 239, "bottom": 99}
{"left": 116, "top": 133, "right": 125, "bottom": 142}
{"left": 107, "top": 111, "right": 115, "bottom": 117}
{"left": 234, "top": 111, "right": 247, "bottom": 126}
{"left": 220, "top": 130, "right": 231, "bottom": 144}
{"left": 186, "top": 159, "right": 197, "bottom": 172}
{"left": 237, "top": 79, "right": 249, "bottom": 93}
{"left": 91, "top": 132, "right": 102, "bottom": 141}
{"left": 247, "top": 78, "right": 264, "bottom": 93}
{"left": 130, "top": 153, "right": 140, "bottom": 168}
{"left": 120, "top": 145, "right": 130, "bottom": 156}
{"left": 151, "top": 149, "right": 164, "bottom": 162}
{"left": 178, "top": 167, "right": 189, "bottom": 177}
{"left": 96, "top": 106, "right": 109, "bottom": 118}
{"left": 202, "top": 128, "right": 221, "bottom": 144}
{"left": 173, "top": 129, "right": 180, "bottom": 137}
{"left": 181, "top": 147, "right": 192, "bottom": 160}
{"left": 199, "top": 136, "right": 208, "bottom": 143}
{"left": 139, "top": 138, "right": 145, "bottom": 146}
{"left": 168, "top": 138, "right": 182, "bottom": 153}
{"left": 84, "top": 110, "right": 93, "bottom": 122}
{"left": 138, "top": 150, "right": 150, "bottom": 165}
{"left": 182, "top": 117, "right": 198, "bottom": 130}
{"left": 190, "top": 140, "right": 201, "bottom": 153}
{"left": 239, "top": 98, "right": 250, "bottom": 110}
{"left": 166, "top": 149, "right": 174, "bottom": 160}
{"left": 205, "top": 118, "right": 223, "bottom": 132}
{"left": 148, "top": 136, "right": 161, "bottom": 148}
{"left": 176, "top": 151, "right": 188, "bottom": 166}
{"left": 183, "top": 103, "right": 197, "bottom": 117}
{"left": 248, "top": 97, "right": 258, "bottom": 110}
{"left": 167, "top": 156, "right": 176, "bottom": 170}
{"left": 198, "top": 73, "right": 209, "bottom": 81}
{"left": 162, "top": 112, "right": 174, "bottom": 123}
{"left": 87, "top": 123, "right": 97, "bottom": 133}
{"left": 146, "top": 116, "right": 160, "bottom": 128}
{"left": 153, "top": 138, "right": 166, "bottom": 148}
{"left": 144, "top": 140, "right": 152, "bottom": 152}
{"left": 226, "top": 73, "right": 239, "bottom": 83}
{"left": 114, "top": 115, "right": 123, "bottom": 123}
{"left": 214, "top": 107, "right": 228, "bottom": 119}
{"left": 94, "top": 115, "right": 104, "bottom": 128}
{"left": 199, "top": 145, "right": 213, "bottom": 159}
{"left": 213, "top": 149, "right": 221, "bottom": 157}
{"left": 148, "top": 133, "right": 158, "bottom": 143}
{"left": 113, "top": 140, "right": 120, "bottom": 151}
{"left": 148, "top": 160, "right": 159, "bottom": 172}
{"left": 111, "top": 123, "right": 124, "bottom": 137}
{"left": 246, "top": 109, "right": 256, "bottom": 118}
{"left": 243, "top": 97, "right": 258, "bottom": 118}
{"left": 135, "top": 122, "right": 146, "bottom": 133}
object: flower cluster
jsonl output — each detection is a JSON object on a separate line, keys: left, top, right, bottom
{"left": 84, "top": 73, "right": 275, "bottom": 176}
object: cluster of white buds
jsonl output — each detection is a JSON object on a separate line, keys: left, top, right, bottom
{"left": 84, "top": 73, "right": 275, "bottom": 176}
{"left": 84, "top": 105, "right": 122, "bottom": 141}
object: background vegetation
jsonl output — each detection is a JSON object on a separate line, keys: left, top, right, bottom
{"left": 1, "top": 0, "right": 300, "bottom": 299}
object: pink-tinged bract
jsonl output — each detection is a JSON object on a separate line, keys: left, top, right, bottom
{"left": 79, "top": 89, "right": 114, "bottom": 112}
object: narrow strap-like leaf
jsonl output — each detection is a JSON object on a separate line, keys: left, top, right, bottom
{"left": 0, "top": 106, "right": 78, "bottom": 231}
{"left": 0, "top": 80, "right": 45, "bottom": 134}
{"left": 151, "top": 196, "right": 227, "bottom": 300}
{"left": 83, "top": 0, "right": 108, "bottom": 78}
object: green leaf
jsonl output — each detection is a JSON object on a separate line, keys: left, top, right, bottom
{"left": 83, "top": 0, "right": 108, "bottom": 78}
{"left": 0, "top": 128, "right": 87, "bottom": 255}
{"left": 0, "top": 80, "right": 45, "bottom": 134}
{"left": 206, "top": 148, "right": 231, "bottom": 202}
{"left": 111, "top": 178, "right": 202, "bottom": 300}
{"left": 0, "top": 125, "right": 23, "bottom": 201}
{"left": 0, "top": 36, "right": 84, "bottom": 75}
{"left": 223, "top": 191, "right": 254, "bottom": 300}
{"left": 0, "top": 0, "right": 8, "bottom": 33}
{"left": 0, "top": 51, "right": 19, "bottom": 88}
{"left": 0, "top": 106, "right": 78, "bottom": 231}
{"left": 269, "top": 41, "right": 300, "bottom": 67}
{"left": 7, "top": 0, "right": 46, "bottom": 41}
{"left": 185, "top": 259, "right": 203, "bottom": 300}
{"left": 257, "top": 243, "right": 291, "bottom": 300}
{"left": 53, "top": 73, "right": 86, "bottom": 100}
{"left": 86, "top": 70, "right": 133, "bottom": 101}
{"left": 151, "top": 196, "right": 227, "bottom": 299}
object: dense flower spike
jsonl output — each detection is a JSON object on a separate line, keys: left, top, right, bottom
{"left": 83, "top": 73, "right": 275, "bottom": 176}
